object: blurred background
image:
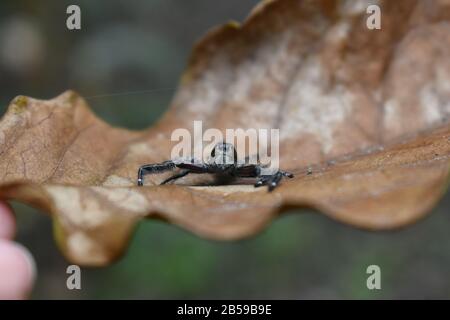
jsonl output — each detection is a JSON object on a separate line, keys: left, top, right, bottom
{"left": 1, "top": 0, "right": 450, "bottom": 299}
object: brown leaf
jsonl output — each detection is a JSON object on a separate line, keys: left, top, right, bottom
{"left": 1, "top": 0, "right": 450, "bottom": 266}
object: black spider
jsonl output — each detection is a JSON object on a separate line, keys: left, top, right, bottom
{"left": 137, "top": 142, "right": 294, "bottom": 191}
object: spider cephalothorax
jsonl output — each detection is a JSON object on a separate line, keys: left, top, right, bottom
{"left": 208, "top": 142, "right": 237, "bottom": 166}
{"left": 137, "top": 142, "right": 293, "bottom": 191}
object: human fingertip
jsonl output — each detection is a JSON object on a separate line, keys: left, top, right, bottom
{"left": 0, "top": 202, "right": 15, "bottom": 239}
{"left": 0, "top": 240, "right": 36, "bottom": 300}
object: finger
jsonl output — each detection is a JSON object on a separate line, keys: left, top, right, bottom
{"left": 0, "top": 201, "right": 15, "bottom": 239}
{"left": 0, "top": 240, "right": 36, "bottom": 300}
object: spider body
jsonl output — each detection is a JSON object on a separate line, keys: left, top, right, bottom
{"left": 137, "top": 142, "right": 293, "bottom": 191}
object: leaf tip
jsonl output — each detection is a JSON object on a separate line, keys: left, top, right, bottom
{"left": 10, "top": 96, "right": 29, "bottom": 114}
{"left": 57, "top": 90, "right": 84, "bottom": 105}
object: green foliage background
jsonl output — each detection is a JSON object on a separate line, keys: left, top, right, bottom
{"left": 0, "top": 0, "right": 449, "bottom": 299}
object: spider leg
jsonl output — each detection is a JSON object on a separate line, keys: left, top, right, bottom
{"left": 233, "top": 164, "right": 261, "bottom": 177}
{"left": 161, "top": 163, "right": 209, "bottom": 185}
{"left": 176, "top": 163, "right": 209, "bottom": 173}
{"left": 254, "top": 175, "right": 271, "bottom": 188}
{"left": 234, "top": 164, "right": 288, "bottom": 191}
{"left": 160, "top": 169, "right": 190, "bottom": 185}
{"left": 137, "top": 160, "right": 176, "bottom": 186}
{"left": 138, "top": 159, "right": 210, "bottom": 186}
{"left": 234, "top": 164, "right": 294, "bottom": 190}
{"left": 255, "top": 172, "right": 283, "bottom": 191}
{"left": 254, "top": 170, "right": 294, "bottom": 191}
{"left": 279, "top": 170, "right": 294, "bottom": 178}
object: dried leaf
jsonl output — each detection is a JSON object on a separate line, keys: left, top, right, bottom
{"left": 1, "top": 0, "right": 450, "bottom": 266}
